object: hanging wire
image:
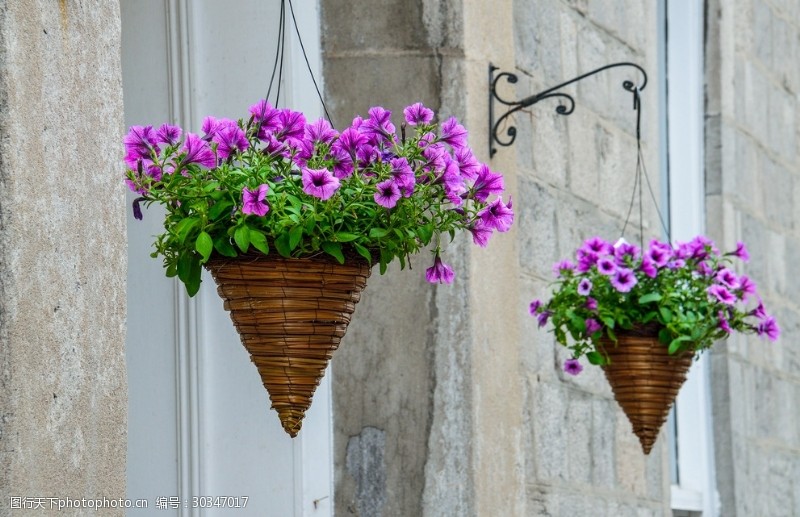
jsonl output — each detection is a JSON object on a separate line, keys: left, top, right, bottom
{"left": 262, "top": 0, "right": 334, "bottom": 126}
{"left": 621, "top": 87, "right": 671, "bottom": 248}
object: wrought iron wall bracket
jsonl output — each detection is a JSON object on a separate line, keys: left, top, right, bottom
{"left": 488, "top": 62, "right": 647, "bottom": 157}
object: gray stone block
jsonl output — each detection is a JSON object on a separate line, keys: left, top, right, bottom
{"left": 345, "top": 427, "right": 388, "bottom": 517}
{"left": 321, "top": 0, "right": 428, "bottom": 53}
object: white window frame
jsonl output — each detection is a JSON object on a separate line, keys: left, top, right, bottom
{"left": 660, "top": 1, "right": 720, "bottom": 515}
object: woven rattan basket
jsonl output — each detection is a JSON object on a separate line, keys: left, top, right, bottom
{"left": 599, "top": 324, "right": 694, "bottom": 454}
{"left": 205, "top": 252, "right": 372, "bottom": 437}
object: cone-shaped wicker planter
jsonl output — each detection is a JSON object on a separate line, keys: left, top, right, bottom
{"left": 205, "top": 253, "right": 372, "bottom": 437}
{"left": 599, "top": 324, "right": 694, "bottom": 454}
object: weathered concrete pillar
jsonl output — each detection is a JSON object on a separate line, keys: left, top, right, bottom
{"left": 0, "top": 1, "right": 127, "bottom": 515}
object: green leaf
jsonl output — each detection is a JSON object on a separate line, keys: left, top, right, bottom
{"left": 605, "top": 327, "right": 617, "bottom": 342}
{"left": 658, "top": 328, "right": 672, "bottom": 345}
{"left": 184, "top": 260, "right": 202, "bottom": 297}
{"left": 213, "top": 236, "right": 237, "bottom": 257}
{"left": 274, "top": 234, "right": 292, "bottom": 257}
{"left": 249, "top": 231, "right": 269, "bottom": 255}
{"left": 668, "top": 336, "right": 691, "bottom": 355}
{"left": 174, "top": 217, "right": 200, "bottom": 244}
{"left": 638, "top": 292, "right": 662, "bottom": 304}
{"left": 417, "top": 224, "right": 434, "bottom": 245}
{"left": 195, "top": 231, "right": 213, "bottom": 263}
{"left": 289, "top": 225, "right": 303, "bottom": 251}
{"left": 353, "top": 242, "right": 373, "bottom": 263}
{"left": 209, "top": 200, "right": 233, "bottom": 220}
{"left": 166, "top": 263, "right": 178, "bottom": 278}
{"left": 304, "top": 217, "right": 316, "bottom": 234}
{"left": 177, "top": 253, "right": 194, "bottom": 284}
{"left": 369, "top": 227, "right": 390, "bottom": 239}
{"left": 659, "top": 307, "right": 673, "bottom": 323}
{"left": 234, "top": 225, "right": 250, "bottom": 252}
{"left": 321, "top": 241, "right": 344, "bottom": 264}
{"left": 586, "top": 351, "right": 606, "bottom": 366}
{"left": 601, "top": 316, "right": 616, "bottom": 329}
{"left": 335, "top": 232, "right": 359, "bottom": 242}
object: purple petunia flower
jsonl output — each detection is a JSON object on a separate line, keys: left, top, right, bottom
{"left": 275, "top": 109, "right": 307, "bottom": 141}
{"left": 577, "top": 278, "right": 593, "bottom": 296}
{"left": 597, "top": 257, "right": 617, "bottom": 275}
{"left": 581, "top": 236, "right": 613, "bottom": 256}
{"left": 471, "top": 164, "right": 505, "bottom": 202}
{"left": 181, "top": 133, "right": 217, "bottom": 168}
{"left": 640, "top": 257, "right": 658, "bottom": 278}
{"left": 552, "top": 259, "right": 575, "bottom": 277}
{"left": 305, "top": 118, "right": 338, "bottom": 145}
{"left": 738, "top": 275, "right": 757, "bottom": 301}
{"left": 389, "top": 157, "right": 415, "bottom": 193}
{"left": 585, "top": 297, "right": 598, "bottom": 310}
{"left": 438, "top": 116, "right": 469, "bottom": 150}
{"left": 529, "top": 299, "right": 542, "bottom": 315}
{"left": 732, "top": 241, "right": 750, "bottom": 262}
{"left": 576, "top": 251, "right": 599, "bottom": 272}
{"left": 696, "top": 261, "right": 713, "bottom": 276}
{"left": 646, "top": 244, "right": 671, "bottom": 268}
{"left": 469, "top": 221, "right": 493, "bottom": 247}
{"left": 361, "top": 106, "right": 396, "bottom": 145}
{"left": 333, "top": 127, "right": 367, "bottom": 159}
{"left": 374, "top": 179, "right": 402, "bottom": 208}
{"left": 477, "top": 196, "right": 514, "bottom": 232}
{"left": 610, "top": 268, "right": 637, "bottom": 293}
{"left": 302, "top": 167, "right": 340, "bottom": 200}
{"left": 757, "top": 316, "right": 780, "bottom": 341}
{"left": 454, "top": 147, "right": 481, "bottom": 180}
{"left": 715, "top": 268, "right": 740, "bottom": 290}
{"left": 667, "top": 259, "right": 686, "bottom": 270}
{"left": 585, "top": 318, "right": 602, "bottom": 335}
{"left": 425, "top": 254, "right": 455, "bottom": 284}
{"left": 124, "top": 125, "right": 159, "bottom": 162}
{"left": 329, "top": 147, "right": 355, "bottom": 179}
{"left": 537, "top": 311, "right": 551, "bottom": 328}
{"left": 213, "top": 125, "right": 249, "bottom": 160}
{"left": 242, "top": 184, "right": 270, "bottom": 216}
{"left": 132, "top": 197, "right": 144, "bottom": 221}
{"left": 156, "top": 124, "right": 182, "bottom": 145}
{"left": 403, "top": 102, "right": 434, "bottom": 126}
{"left": 753, "top": 300, "right": 768, "bottom": 320}
{"left": 718, "top": 310, "right": 732, "bottom": 334}
{"left": 564, "top": 359, "right": 583, "bottom": 376}
{"left": 708, "top": 285, "right": 736, "bottom": 305}
{"left": 615, "top": 242, "right": 641, "bottom": 264}
{"left": 249, "top": 99, "right": 280, "bottom": 129}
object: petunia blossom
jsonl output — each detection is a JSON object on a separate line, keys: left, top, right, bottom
{"left": 732, "top": 241, "right": 750, "bottom": 262}
{"left": 585, "top": 297, "right": 598, "bottom": 310}
{"left": 610, "top": 268, "right": 637, "bottom": 293}
{"left": 438, "top": 116, "right": 469, "bottom": 149}
{"left": 717, "top": 311, "right": 732, "bottom": 334}
{"left": 302, "top": 167, "right": 340, "bottom": 200}
{"left": 597, "top": 257, "right": 617, "bottom": 275}
{"left": 552, "top": 259, "right": 575, "bottom": 277}
{"left": 563, "top": 359, "right": 583, "bottom": 376}
{"left": 181, "top": 133, "right": 217, "bottom": 168}
{"left": 577, "top": 278, "right": 593, "bottom": 296}
{"left": 213, "top": 125, "right": 249, "bottom": 160}
{"left": 242, "top": 184, "right": 270, "bottom": 216}
{"left": 469, "top": 221, "right": 493, "bottom": 248}
{"left": 581, "top": 236, "right": 613, "bottom": 256}
{"left": 477, "top": 196, "right": 514, "bottom": 232}
{"left": 757, "top": 316, "right": 780, "bottom": 341}
{"left": 156, "top": 124, "right": 182, "bottom": 145}
{"left": 708, "top": 285, "right": 736, "bottom": 305}
{"left": 123, "top": 125, "right": 159, "bottom": 161}
{"left": 403, "top": 102, "right": 434, "bottom": 126}
{"left": 529, "top": 300, "right": 542, "bottom": 315}
{"left": 305, "top": 118, "right": 338, "bottom": 145}
{"left": 537, "top": 311, "right": 551, "bottom": 328}
{"left": 425, "top": 254, "right": 455, "bottom": 284}
{"left": 585, "top": 318, "right": 602, "bottom": 335}
{"left": 374, "top": 179, "right": 402, "bottom": 209}
{"left": 738, "top": 275, "right": 757, "bottom": 301}
{"left": 471, "top": 164, "right": 504, "bottom": 202}
{"left": 640, "top": 257, "right": 658, "bottom": 278}
{"left": 715, "top": 268, "right": 740, "bottom": 290}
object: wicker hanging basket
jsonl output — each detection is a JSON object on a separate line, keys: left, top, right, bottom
{"left": 599, "top": 324, "right": 694, "bottom": 454}
{"left": 205, "top": 252, "right": 372, "bottom": 437}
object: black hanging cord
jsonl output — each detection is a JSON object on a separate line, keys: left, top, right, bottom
{"left": 262, "top": 0, "right": 334, "bottom": 126}
{"left": 620, "top": 87, "right": 671, "bottom": 248}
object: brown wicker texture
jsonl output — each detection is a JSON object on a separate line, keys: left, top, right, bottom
{"left": 600, "top": 325, "right": 693, "bottom": 454}
{"left": 205, "top": 253, "right": 372, "bottom": 437}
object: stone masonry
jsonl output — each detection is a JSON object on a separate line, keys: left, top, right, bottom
{"left": 705, "top": 0, "right": 800, "bottom": 515}
{"left": 0, "top": 1, "right": 127, "bottom": 516}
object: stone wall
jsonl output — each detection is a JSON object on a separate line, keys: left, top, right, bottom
{"left": 0, "top": 1, "right": 127, "bottom": 515}
{"left": 323, "top": 0, "right": 799, "bottom": 515}
{"left": 705, "top": 0, "right": 800, "bottom": 515}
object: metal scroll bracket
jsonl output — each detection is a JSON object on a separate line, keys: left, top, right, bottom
{"left": 488, "top": 62, "right": 648, "bottom": 158}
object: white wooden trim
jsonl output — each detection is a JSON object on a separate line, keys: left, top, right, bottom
{"left": 664, "top": 1, "right": 719, "bottom": 515}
